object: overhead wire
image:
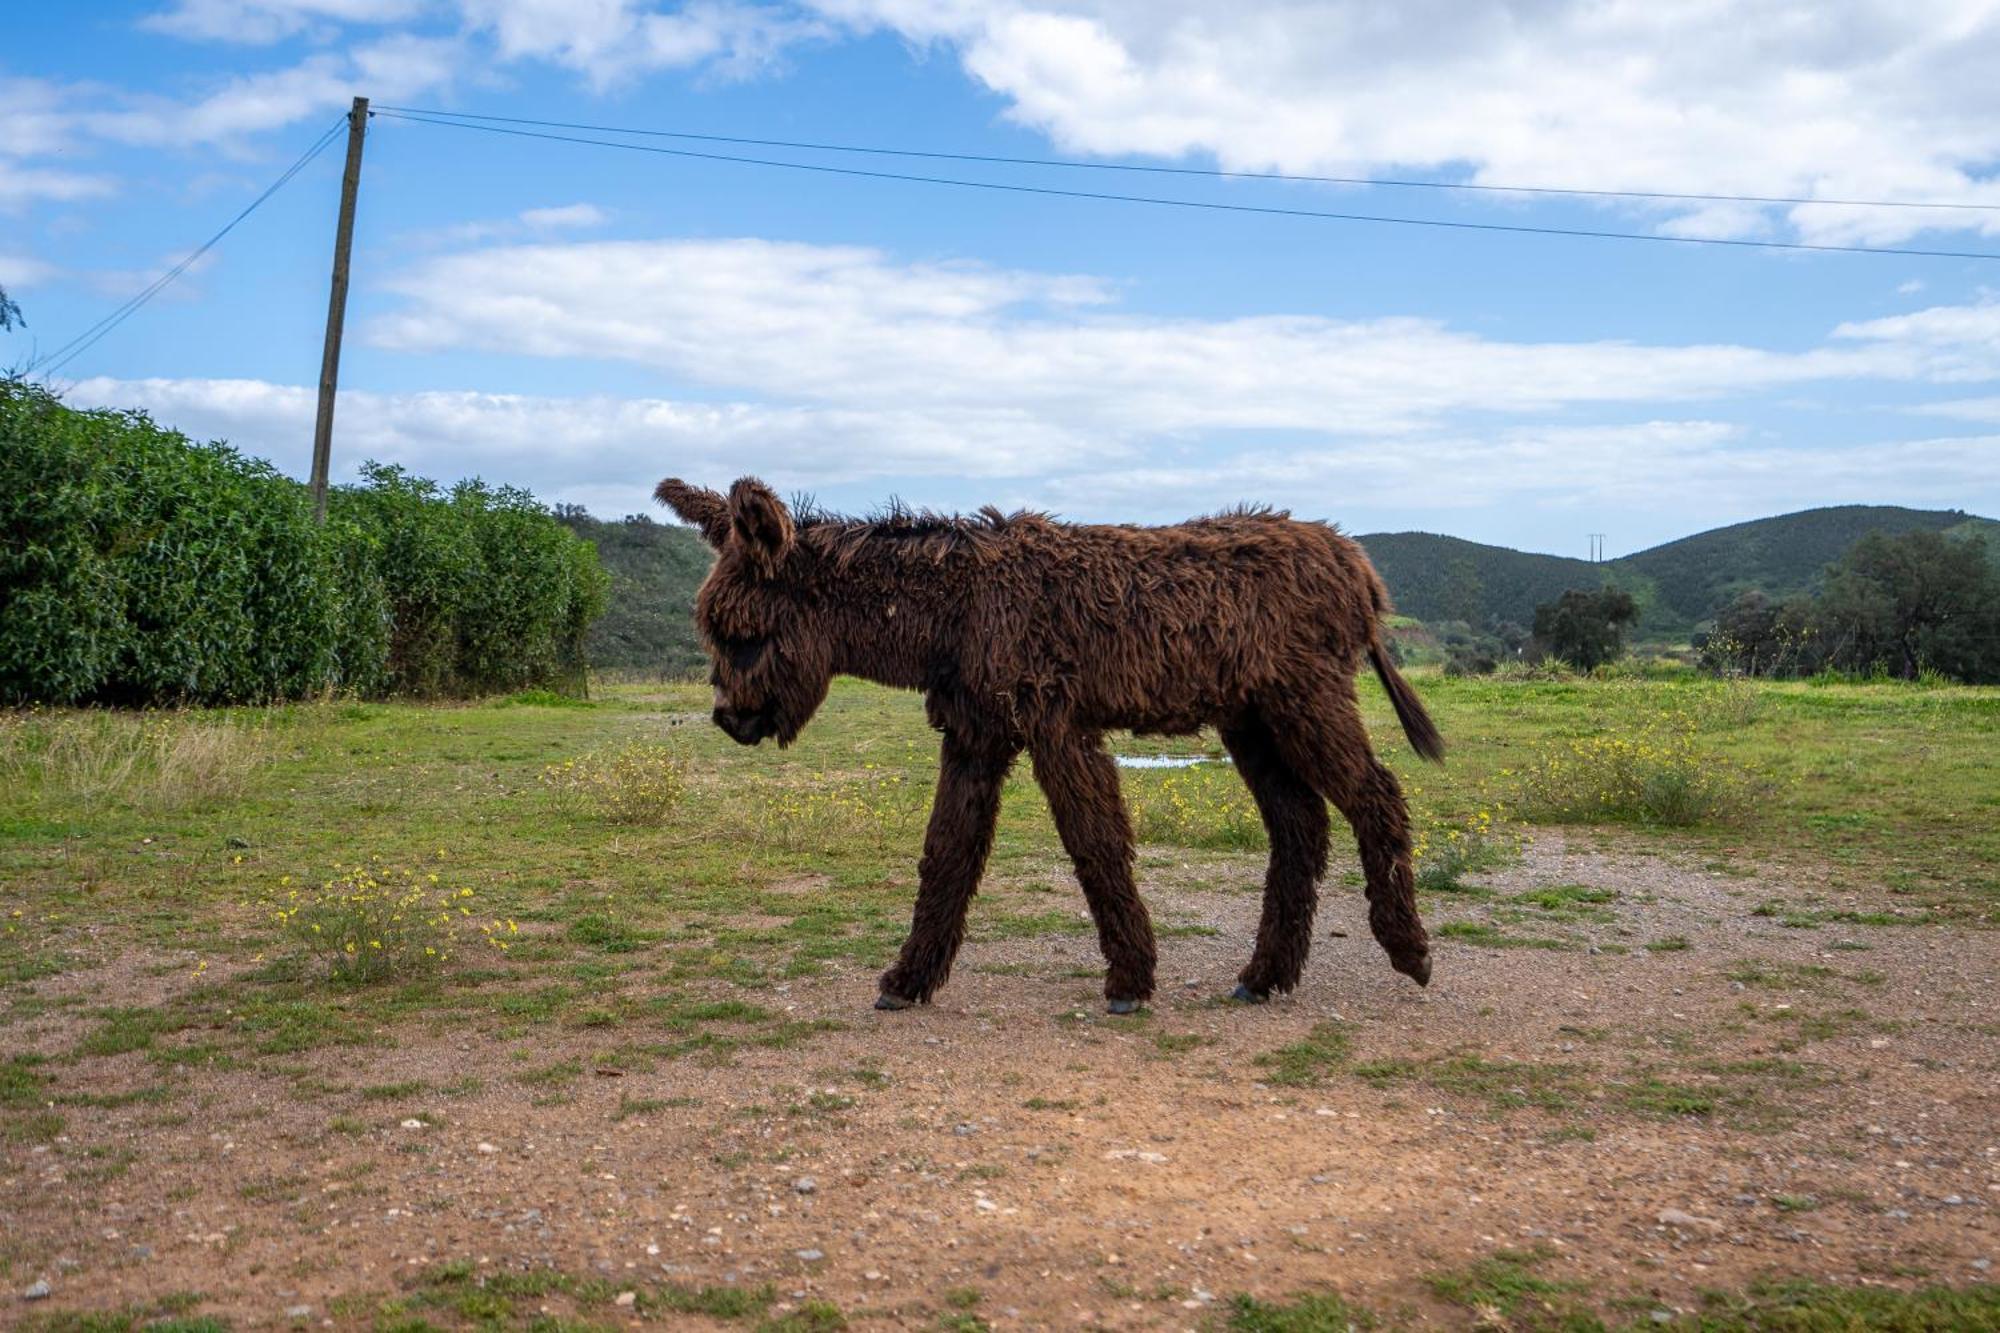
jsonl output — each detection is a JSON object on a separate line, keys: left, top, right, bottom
{"left": 31, "top": 116, "right": 349, "bottom": 379}
{"left": 372, "top": 110, "right": 2000, "bottom": 263}
{"left": 376, "top": 103, "right": 2000, "bottom": 216}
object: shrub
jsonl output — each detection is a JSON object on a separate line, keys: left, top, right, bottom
{"left": 0, "top": 380, "right": 606, "bottom": 705}
{"left": 735, "top": 763, "right": 926, "bottom": 852}
{"left": 1124, "top": 763, "right": 1266, "bottom": 851}
{"left": 541, "top": 742, "right": 689, "bottom": 825}
{"left": 257, "top": 858, "right": 512, "bottom": 984}
{"left": 1510, "top": 714, "right": 1761, "bottom": 826}
{"left": 1414, "top": 803, "right": 1522, "bottom": 891}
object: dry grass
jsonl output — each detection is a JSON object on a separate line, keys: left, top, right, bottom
{"left": 0, "top": 708, "right": 267, "bottom": 809}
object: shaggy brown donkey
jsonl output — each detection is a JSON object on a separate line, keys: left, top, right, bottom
{"left": 658, "top": 477, "right": 1444, "bottom": 1014}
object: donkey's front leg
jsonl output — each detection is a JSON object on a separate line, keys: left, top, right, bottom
{"left": 876, "top": 731, "right": 1017, "bottom": 1010}
{"left": 1029, "top": 726, "right": 1156, "bottom": 1013}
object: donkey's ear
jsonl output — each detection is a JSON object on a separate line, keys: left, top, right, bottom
{"left": 654, "top": 478, "right": 730, "bottom": 548}
{"left": 727, "top": 477, "right": 794, "bottom": 576}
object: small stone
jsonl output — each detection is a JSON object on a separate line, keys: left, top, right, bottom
{"left": 1943, "top": 1195, "right": 1966, "bottom": 1206}
{"left": 1972, "top": 1259, "right": 1992, "bottom": 1272}
{"left": 1657, "top": 1208, "right": 1720, "bottom": 1232}
{"left": 614, "top": 1292, "right": 636, "bottom": 1307}
{"left": 286, "top": 1306, "right": 312, "bottom": 1319}
{"left": 954, "top": 1123, "right": 976, "bottom": 1136}
{"left": 400, "top": 1118, "right": 425, "bottom": 1130}
{"left": 23, "top": 1281, "right": 51, "bottom": 1301}
{"left": 795, "top": 1249, "right": 825, "bottom": 1262}
{"left": 476, "top": 1142, "right": 498, "bottom": 1153}
{"left": 792, "top": 1176, "right": 817, "bottom": 1194}
{"left": 1650, "top": 1312, "right": 1673, "bottom": 1325}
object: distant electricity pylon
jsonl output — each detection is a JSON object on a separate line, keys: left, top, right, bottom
{"left": 1588, "top": 533, "right": 1607, "bottom": 562}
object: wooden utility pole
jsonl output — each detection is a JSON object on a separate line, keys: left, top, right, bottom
{"left": 310, "top": 96, "right": 368, "bottom": 524}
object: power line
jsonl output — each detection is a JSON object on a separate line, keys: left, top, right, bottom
{"left": 374, "top": 111, "right": 2000, "bottom": 263}
{"left": 31, "top": 117, "right": 348, "bottom": 380}
{"left": 377, "top": 104, "right": 2000, "bottom": 216}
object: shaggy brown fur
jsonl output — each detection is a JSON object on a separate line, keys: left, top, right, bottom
{"left": 658, "top": 476, "right": 1443, "bottom": 1012}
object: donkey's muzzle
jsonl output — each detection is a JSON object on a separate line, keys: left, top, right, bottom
{"left": 713, "top": 707, "right": 775, "bottom": 746}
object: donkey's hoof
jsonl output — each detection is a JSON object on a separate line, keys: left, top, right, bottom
{"left": 1105, "top": 997, "right": 1143, "bottom": 1015}
{"left": 1228, "top": 983, "right": 1270, "bottom": 1004}
{"left": 874, "top": 991, "right": 916, "bottom": 1011}
{"left": 1393, "top": 952, "right": 1432, "bottom": 988}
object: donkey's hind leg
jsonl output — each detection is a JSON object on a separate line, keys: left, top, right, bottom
{"left": 1028, "top": 725, "right": 1156, "bottom": 1012}
{"left": 1221, "top": 716, "right": 1330, "bottom": 1002}
{"left": 1267, "top": 689, "right": 1431, "bottom": 987}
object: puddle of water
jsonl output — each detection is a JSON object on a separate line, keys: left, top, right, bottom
{"left": 1113, "top": 754, "right": 1230, "bottom": 769}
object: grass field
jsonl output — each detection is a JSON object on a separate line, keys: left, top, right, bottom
{"left": 2, "top": 670, "right": 1996, "bottom": 1329}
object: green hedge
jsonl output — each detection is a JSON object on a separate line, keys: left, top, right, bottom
{"left": 0, "top": 380, "right": 607, "bottom": 705}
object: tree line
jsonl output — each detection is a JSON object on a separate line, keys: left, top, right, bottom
{"left": 1439, "top": 527, "right": 1999, "bottom": 683}
{"left": 1, "top": 380, "right": 607, "bottom": 706}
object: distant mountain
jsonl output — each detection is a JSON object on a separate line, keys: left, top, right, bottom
{"left": 1360, "top": 505, "right": 1997, "bottom": 636}
{"left": 553, "top": 509, "right": 713, "bottom": 675}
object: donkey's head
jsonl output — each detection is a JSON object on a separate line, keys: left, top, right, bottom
{"left": 656, "top": 477, "right": 832, "bottom": 747}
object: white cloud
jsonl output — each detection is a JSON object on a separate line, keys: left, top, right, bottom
{"left": 519, "top": 202, "right": 608, "bottom": 230}
{"left": 458, "top": 0, "right": 828, "bottom": 86}
{"left": 369, "top": 236, "right": 1997, "bottom": 441}
{"left": 141, "top": 0, "right": 427, "bottom": 44}
{"left": 0, "top": 253, "right": 62, "bottom": 287}
{"left": 56, "top": 376, "right": 1108, "bottom": 508}
{"left": 1909, "top": 396, "right": 2000, "bottom": 424}
{"left": 54, "top": 376, "right": 2000, "bottom": 534}
{"left": 80, "top": 34, "right": 461, "bottom": 148}
{"left": 0, "top": 161, "right": 117, "bottom": 211}
{"left": 809, "top": 0, "right": 2000, "bottom": 245}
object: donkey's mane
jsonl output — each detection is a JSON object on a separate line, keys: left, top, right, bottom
{"left": 791, "top": 496, "right": 1049, "bottom": 567}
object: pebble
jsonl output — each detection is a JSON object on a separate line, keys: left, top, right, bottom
{"left": 1657, "top": 1208, "right": 1721, "bottom": 1232}
{"left": 795, "top": 1249, "right": 825, "bottom": 1262}
{"left": 286, "top": 1306, "right": 312, "bottom": 1319}
{"left": 1972, "top": 1259, "right": 1992, "bottom": 1272}
{"left": 476, "top": 1142, "right": 498, "bottom": 1154}
{"left": 615, "top": 1291, "right": 636, "bottom": 1307}
{"left": 400, "top": 1118, "right": 425, "bottom": 1130}
{"left": 23, "top": 1280, "right": 51, "bottom": 1301}
{"left": 793, "top": 1176, "right": 817, "bottom": 1195}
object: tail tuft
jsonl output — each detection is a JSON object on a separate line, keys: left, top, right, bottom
{"left": 1369, "top": 642, "right": 1445, "bottom": 764}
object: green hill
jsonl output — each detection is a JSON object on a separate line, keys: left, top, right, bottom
{"left": 1621, "top": 505, "right": 1995, "bottom": 625}
{"left": 552, "top": 508, "right": 713, "bottom": 675}
{"left": 1361, "top": 505, "right": 1996, "bottom": 637}
{"left": 1356, "top": 532, "right": 1653, "bottom": 631}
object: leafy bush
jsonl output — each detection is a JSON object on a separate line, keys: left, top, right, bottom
{"left": 1510, "top": 714, "right": 1761, "bottom": 826}
{"left": 1414, "top": 803, "right": 1522, "bottom": 891}
{"left": 1124, "top": 762, "right": 1266, "bottom": 850}
{"left": 0, "top": 380, "right": 607, "bottom": 705}
{"left": 257, "top": 858, "right": 512, "bottom": 984}
{"left": 540, "top": 742, "right": 689, "bottom": 824}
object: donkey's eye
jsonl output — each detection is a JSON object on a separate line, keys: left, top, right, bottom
{"left": 724, "top": 637, "right": 767, "bottom": 672}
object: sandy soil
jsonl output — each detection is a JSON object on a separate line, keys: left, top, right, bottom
{"left": 6, "top": 832, "right": 1996, "bottom": 1328}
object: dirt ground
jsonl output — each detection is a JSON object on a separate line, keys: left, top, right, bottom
{"left": 6, "top": 832, "right": 1996, "bottom": 1328}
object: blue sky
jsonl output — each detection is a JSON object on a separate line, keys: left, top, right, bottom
{"left": 6, "top": 1, "right": 2000, "bottom": 556}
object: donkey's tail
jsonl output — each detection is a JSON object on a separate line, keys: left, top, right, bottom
{"left": 1369, "top": 638, "right": 1445, "bottom": 765}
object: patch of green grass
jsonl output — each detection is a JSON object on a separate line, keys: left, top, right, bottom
{"left": 1353, "top": 1053, "right": 1583, "bottom": 1112}
{"left": 1254, "top": 1023, "right": 1350, "bottom": 1088}
{"left": 1424, "top": 1247, "right": 1586, "bottom": 1327}
{"left": 1435, "top": 920, "right": 1575, "bottom": 950}
{"left": 1682, "top": 1278, "right": 2000, "bottom": 1331}
{"left": 1646, "top": 935, "right": 1692, "bottom": 952}
{"left": 1724, "top": 960, "right": 1838, "bottom": 991}
{"left": 758, "top": 1299, "right": 848, "bottom": 1332}
{"left": 1222, "top": 1289, "right": 1373, "bottom": 1331}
